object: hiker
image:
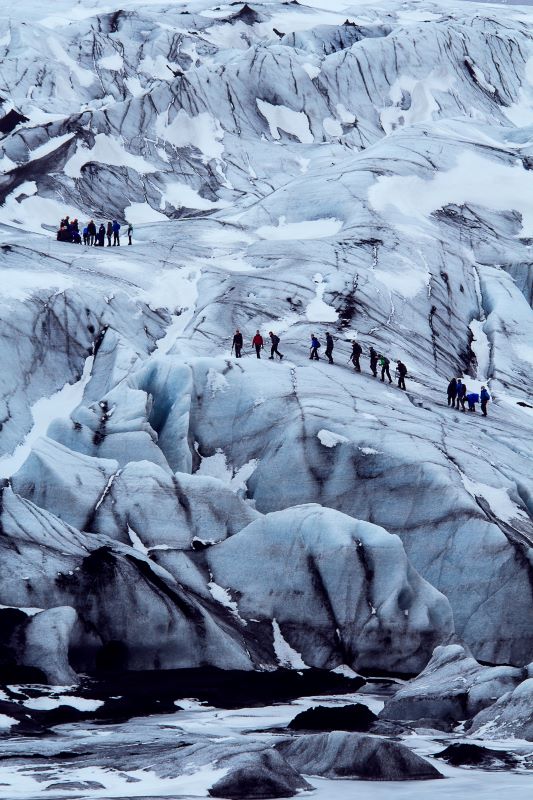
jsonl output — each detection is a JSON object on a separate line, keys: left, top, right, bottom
{"left": 369, "top": 346, "right": 378, "bottom": 377}
{"left": 269, "top": 332, "right": 283, "bottom": 360}
{"left": 56, "top": 225, "right": 69, "bottom": 242}
{"left": 127, "top": 222, "right": 133, "bottom": 245}
{"left": 112, "top": 219, "right": 121, "bottom": 245}
{"left": 252, "top": 330, "right": 263, "bottom": 359}
{"left": 72, "top": 229, "right": 81, "bottom": 244}
{"left": 457, "top": 381, "right": 467, "bottom": 411}
{"left": 467, "top": 391, "right": 480, "bottom": 412}
{"left": 379, "top": 354, "right": 392, "bottom": 383}
{"left": 480, "top": 385, "right": 491, "bottom": 417}
{"left": 325, "top": 332, "right": 334, "bottom": 364}
{"left": 71, "top": 218, "right": 79, "bottom": 235}
{"left": 350, "top": 340, "right": 362, "bottom": 372}
{"left": 309, "top": 334, "right": 320, "bottom": 361}
{"left": 97, "top": 224, "right": 105, "bottom": 247}
{"left": 396, "top": 360, "right": 407, "bottom": 390}
{"left": 106, "top": 221, "right": 112, "bottom": 247}
{"left": 232, "top": 329, "right": 243, "bottom": 358}
{"left": 82, "top": 225, "right": 89, "bottom": 246}
{"left": 87, "top": 219, "right": 96, "bottom": 246}
{"left": 447, "top": 378, "right": 457, "bottom": 407}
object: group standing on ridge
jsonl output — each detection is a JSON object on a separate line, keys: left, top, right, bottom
{"left": 447, "top": 377, "right": 491, "bottom": 416}
{"left": 57, "top": 215, "right": 133, "bottom": 246}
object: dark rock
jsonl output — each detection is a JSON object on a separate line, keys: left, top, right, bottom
{"left": 208, "top": 749, "right": 311, "bottom": 798}
{"left": 288, "top": 702, "right": 377, "bottom": 732}
{"left": 434, "top": 743, "right": 519, "bottom": 769}
{"left": 277, "top": 731, "right": 443, "bottom": 781}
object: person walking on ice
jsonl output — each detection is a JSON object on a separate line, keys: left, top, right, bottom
{"left": 457, "top": 380, "right": 467, "bottom": 411}
{"left": 325, "top": 332, "right": 334, "bottom": 364}
{"left": 480, "top": 385, "right": 491, "bottom": 417}
{"left": 252, "top": 330, "right": 264, "bottom": 358}
{"left": 127, "top": 222, "right": 133, "bottom": 245}
{"left": 112, "top": 219, "right": 121, "bottom": 245}
{"left": 232, "top": 329, "right": 243, "bottom": 358}
{"left": 369, "top": 346, "right": 378, "bottom": 377}
{"left": 467, "top": 390, "right": 480, "bottom": 412}
{"left": 379, "top": 354, "right": 392, "bottom": 383}
{"left": 396, "top": 360, "right": 407, "bottom": 390}
{"left": 309, "top": 334, "right": 321, "bottom": 361}
{"left": 350, "top": 340, "right": 362, "bottom": 372}
{"left": 269, "top": 332, "right": 283, "bottom": 360}
{"left": 447, "top": 378, "right": 457, "bottom": 407}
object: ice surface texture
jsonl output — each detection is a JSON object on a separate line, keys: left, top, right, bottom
{"left": 0, "top": 0, "right": 532, "bottom": 681}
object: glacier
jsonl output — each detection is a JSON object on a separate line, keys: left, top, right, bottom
{"left": 0, "top": 0, "right": 533, "bottom": 795}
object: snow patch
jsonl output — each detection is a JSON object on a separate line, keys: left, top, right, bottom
{"left": 64, "top": 134, "right": 157, "bottom": 179}
{"left": 272, "top": 620, "right": 308, "bottom": 669}
{"left": 0, "top": 355, "right": 94, "bottom": 479}
{"left": 208, "top": 582, "right": 246, "bottom": 625}
{"left": 306, "top": 272, "right": 338, "bottom": 322}
{"left": 257, "top": 99, "right": 313, "bottom": 144}
{"left": 156, "top": 109, "right": 224, "bottom": 161}
{"left": 317, "top": 429, "right": 349, "bottom": 448}
{"left": 461, "top": 474, "right": 529, "bottom": 524}
{"left": 257, "top": 216, "right": 342, "bottom": 241}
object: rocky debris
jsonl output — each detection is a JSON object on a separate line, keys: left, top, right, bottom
{"left": 381, "top": 645, "right": 523, "bottom": 724}
{"left": 208, "top": 749, "right": 312, "bottom": 799}
{"left": 277, "top": 731, "right": 443, "bottom": 780}
{"left": 287, "top": 703, "right": 377, "bottom": 732}
{"left": 434, "top": 743, "right": 519, "bottom": 769}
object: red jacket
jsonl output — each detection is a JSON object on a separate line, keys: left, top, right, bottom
{"left": 252, "top": 334, "right": 263, "bottom": 346}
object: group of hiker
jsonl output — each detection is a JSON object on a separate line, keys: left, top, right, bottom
{"left": 56, "top": 216, "right": 133, "bottom": 246}
{"left": 232, "top": 329, "right": 409, "bottom": 391}
{"left": 231, "top": 329, "right": 493, "bottom": 415}
{"left": 447, "top": 378, "right": 491, "bottom": 416}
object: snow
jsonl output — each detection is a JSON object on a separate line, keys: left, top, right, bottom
{"left": 99, "top": 52, "right": 123, "bottom": 70}
{"left": 22, "top": 695, "right": 104, "bottom": 711}
{"left": 369, "top": 151, "right": 533, "bottom": 237}
{"left": 64, "top": 134, "right": 157, "bottom": 179}
{"left": 208, "top": 581, "right": 246, "bottom": 624}
{"left": 155, "top": 109, "right": 224, "bottom": 161}
{"left": 257, "top": 99, "right": 314, "bottom": 144}
{"left": 257, "top": 217, "right": 342, "bottom": 240}
{"left": 28, "top": 133, "right": 75, "bottom": 161}
{"left": 123, "top": 202, "right": 166, "bottom": 223}
{"left": 0, "top": 355, "right": 93, "bottom": 479}
{"left": 317, "top": 429, "right": 349, "bottom": 447}
{"left": 46, "top": 37, "right": 94, "bottom": 86}
{"left": 272, "top": 619, "right": 308, "bottom": 669}
{"left": 0, "top": 715, "right": 18, "bottom": 730}
{"left": 461, "top": 474, "right": 529, "bottom": 523}
{"left": 0, "top": 181, "right": 83, "bottom": 233}
{"left": 306, "top": 272, "right": 339, "bottom": 322}
{"left": 160, "top": 181, "right": 227, "bottom": 211}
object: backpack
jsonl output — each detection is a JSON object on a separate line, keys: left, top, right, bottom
{"left": 271, "top": 335, "right": 280, "bottom": 346}
{"left": 314, "top": 339, "right": 321, "bottom": 348}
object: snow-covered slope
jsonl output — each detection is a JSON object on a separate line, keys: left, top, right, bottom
{"left": 0, "top": 0, "right": 532, "bottom": 683}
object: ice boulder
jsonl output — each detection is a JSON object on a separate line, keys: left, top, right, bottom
{"left": 468, "top": 674, "right": 533, "bottom": 741}
{"left": 381, "top": 644, "right": 522, "bottom": 724}
{"left": 206, "top": 505, "right": 454, "bottom": 672}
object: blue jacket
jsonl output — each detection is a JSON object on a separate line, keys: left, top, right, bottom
{"left": 480, "top": 388, "right": 490, "bottom": 402}
{"left": 112, "top": 220, "right": 121, "bottom": 233}
{"left": 311, "top": 337, "right": 320, "bottom": 349}
{"left": 467, "top": 393, "right": 479, "bottom": 403}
